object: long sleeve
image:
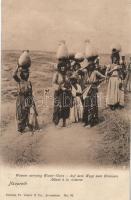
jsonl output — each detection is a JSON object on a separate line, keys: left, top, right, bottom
{"left": 95, "top": 70, "right": 105, "bottom": 79}
{"left": 106, "top": 64, "right": 119, "bottom": 77}
{"left": 71, "top": 86, "right": 77, "bottom": 97}
{"left": 52, "top": 72, "right": 60, "bottom": 91}
{"left": 105, "top": 65, "right": 111, "bottom": 76}
{"left": 77, "top": 84, "right": 82, "bottom": 94}
{"left": 12, "top": 66, "right": 20, "bottom": 83}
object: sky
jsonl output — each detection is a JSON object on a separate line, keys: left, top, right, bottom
{"left": 2, "top": 0, "right": 131, "bottom": 53}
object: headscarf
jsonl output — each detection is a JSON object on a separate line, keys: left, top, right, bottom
{"left": 111, "top": 49, "right": 120, "bottom": 64}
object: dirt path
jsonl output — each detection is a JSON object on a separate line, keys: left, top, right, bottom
{"left": 35, "top": 124, "right": 101, "bottom": 166}
{"left": 0, "top": 121, "right": 102, "bottom": 167}
{"left": 1, "top": 87, "right": 130, "bottom": 167}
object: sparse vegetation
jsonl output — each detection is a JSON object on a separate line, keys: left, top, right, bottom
{"left": 1, "top": 51, "right": 130, "bottom": 167}
{"left": 96, "top": 106, "right": 130, "bottom": 167}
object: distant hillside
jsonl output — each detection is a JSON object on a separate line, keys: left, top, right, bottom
{"left": 2, "top": 50, "right": 131, "bottom": 67}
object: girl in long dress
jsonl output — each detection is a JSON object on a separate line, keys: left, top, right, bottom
{"left": 83, "top": 58, "right": 105, "bottom": 128}
{"left": 125, "top": 58, "right": 131, "bottom": 92}
{"left": 52, "top": 62, "right": 72, "bottom": 127}
{"left": 120, "top": 56, "right": 127, "bottom": 80}
{"left": 13, "top": 67, "right": 39, "bottom": 133}
{"left": 70, "top": 75, "right": 83, "bottom": 123}
{"left": 106, "top": 50, "right": 124, "bottom": 110}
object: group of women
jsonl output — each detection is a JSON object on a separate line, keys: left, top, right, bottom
{"left": 13, "top": 44, "right": 131, "bottom": 133}
{"left": 52, "top": 43, "right": 131, "bottom": 128}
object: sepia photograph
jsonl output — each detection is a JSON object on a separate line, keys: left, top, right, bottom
{"left": 1, "top": 0, "right": 130, "bottom": 170}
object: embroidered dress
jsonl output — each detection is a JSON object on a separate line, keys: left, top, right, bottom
{"left": 16, "top": 80, "right": 38, "bottom": 132}
{"left": 83, "top": 70, "right": 105, "bottom": 126}
{"left": 52, "top": 71, "right": 72, "bottom": 125}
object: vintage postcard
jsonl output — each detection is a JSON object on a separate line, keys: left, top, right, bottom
{"left": 0, "top": 0, "right": 130, "bottom": 199}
